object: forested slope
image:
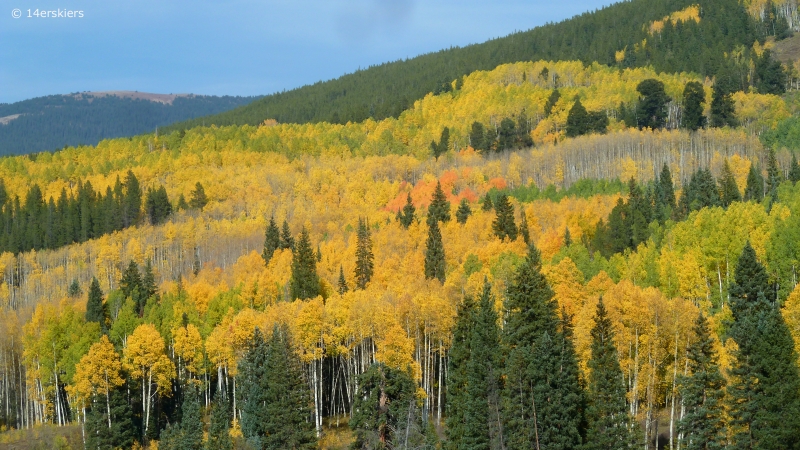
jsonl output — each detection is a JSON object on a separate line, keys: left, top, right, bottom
{"left": 0, "top": 93, "right": 259, "bottom": 155}
{"left": 164, "top": 0, "right": 766, "bottom": 130}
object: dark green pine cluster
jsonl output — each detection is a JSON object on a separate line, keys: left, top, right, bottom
{"left": 468, "top": 111, "right": 533, "bottom": 154}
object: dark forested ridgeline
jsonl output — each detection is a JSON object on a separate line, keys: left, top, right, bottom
{"left": 163, "top": 0, "right": 764, "bottom": 131}
{"left": 0, "top": 94, "right": 260, "bottom": 156}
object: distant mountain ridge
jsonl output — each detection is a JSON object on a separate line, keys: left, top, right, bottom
{"left": 0, "top": 92, "right": 260, "bottom": 155}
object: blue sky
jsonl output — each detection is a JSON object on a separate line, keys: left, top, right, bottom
{"left": 0, "top": 0, "right": 615, "bottom": 104}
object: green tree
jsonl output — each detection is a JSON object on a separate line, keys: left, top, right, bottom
{"left": 482, "top": 194, "right": 493, "bottom": 211}
{"left": 789, "top": 153, "right": 800, "bottom": 184}
{"left": 744, "top": 165, "right": 765, "bottom": 202}
{"left": 144, "top": 186, "right": 172, "bottom": 226}
{"left": 765, "top": 147, "right": 782, "bottom": 201}
{"left": 719, "top": 159, "right": 742, "bottom": 207}
{"left": 428, "top": 181, "right": 451, "bottom": 224}
{"left": 189, "top": 182, "right": 208, "bottom": 210}
{"left": 445, "top": 294, "right": 476, "bottom": 449}
{"left": 141, "top": 259, "right": 157, "bottom": 301}
{"left": 455, "top": 198, "right": 472, "bottom": 224}
{"left": 585, "top": 297, "right": 634, "bottom": 449}
{"left": 516, "top": 110, "right": 534, "bottom": 147}
{"left": 239, "top": 328, "right": 270, "bottom": 447}
{"left": 176, "top": 193, "right": 188, "bottom": 211}
{"left": 424, "top": 218, "right": 446, "bottom": 283}
{"left": 544, "top": 89, "right": 561, "bottom": 117}
{"left": 635, "top": 79, "right": 669, "bottom": 130}
{"left": 497, "top": 118, "right": 517, "bottom": 151}
{"left": 181, "top": 387, "right": 204, "bottom": 450}
{"left": 206, "top": 394, "right": 233, "bottom": 450}
{"left": 398, "top": 193, "right": 416, "bottom": 228}
{"left": 566, "top": 98, "right": 590, "bottom": 137}
{"left": 655, "top": 163, "right": 677, "bottom": 222}
{"left": 492, "top": 194, "right": 517, "bottom": 241}
{"left": 563, "top": 226, "right": 571, "bottom": 247}
{"left": 290, "top": 227, "right": 321, "bottom": 300}
{"left": 431, "top": 127, "right": 450, "bottom": 159}
{"left": 122, "top": 170, "right": 142, "bottom": 227}
{"left": 470, "top": 121, "right": 487, "bottom": 153}
{"left": 280, "top": 220, "right": 295, "bottom": 250}
{"left": 710, "top": 69, "right": 737, "bottom": 128}
{"left": 86, "top": 277, "right": 106, "bottom": 331}
{"left": 262, "top": 215, "right": 280, "bottom": 263}
{"left": 682, "top": 81, "right": 707, "bottom": 131}
{"left": 68, "top": 278, "right": 81, "bottom": 298}
{"left": 337, "top": 265, "right": 349, "bottom": 295}
{"left": 727, "top": 242, "right": 800, "bottom": 449}
{"left": 678, "top": 313, "right": 726, "bottom": 450}
{"left": 354, "top": 218, "right": 374, "bottom": 289}
{"left": 520, "top": 212, "right": 531, "bottom": 245}
{"left": 754, "top": 50, "right": 786, "bottom": 95}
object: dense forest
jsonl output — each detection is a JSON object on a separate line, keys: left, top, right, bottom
{"left": 0, "top": 94, "right": 259, "bottom": 155}
{"left": 3, "top": 0, "right": 800, "bottom": 448}
{"left": 164, "top": 0, "right": 776, "bottom": 131}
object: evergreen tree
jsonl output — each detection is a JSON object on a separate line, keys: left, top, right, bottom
{"left": 455, "top": 198, "right": 472, "bottom": 224}
{"left": 681, "top": 81, "right": 707, "bottom": 131}
{"left": 563, "top": 226, "right": 572, "bottom": 247}
{"left": 445, "top": 294, "right": 476, "bottom": 450}
{"left": 626, "top": 179, "right": 651, "bottom": 247}
{"left": 337, "top": 265, "right": 349, "bottom": 295}
{"left": 492, "top": 194, "right": 517, "bottom": 241}
{"left": 144, "top": 186, "right": 172, "bottom": 225}
{"left": 428, "top": 181, "right": 451, "bottom": 224}
{"left": 469, "top": 121, "right": 487, "bottom": 153}
{"left": 122, "top": 170, "right": 142, "bottom": 227}
{"left": 710, "top": 70, "right": 737, "bottom": 128}
{"left": 424, "top": 218, "right": 446, "bottom": 283}
{"left": 585, "top": 297, "right": 634, "bottom": 450}
{"left": 398, "top": 193, "right": 416, "bottom": 228}
{"left": 765, "top": 147, "right": 782, "bottom": 201}
{"left": 515, "top": 110, "right": 534, "bottom": 147}
{"left": 544, "top": 89, "right": 561, "bottom": 117}
{"left": 789, "top": 153, "right": 800, "bottom": 184}
{"left": 120, "top": 260, "right": 142, "bottom": 302}
{"left": 239, "top": 328, "right": 270, "bottom": 448}
{"left": 520, "top": 211, "right": 531, "bottom": 245}
{"left": 108, "top": 386, "right": 135, "bottom": 450}
{"left": 68, "top": 278, "right": 81, "bottom": 298}
{"left": 176, "top": 193, "right": 188, "bottom": 211}
{"left": 719, "top": 159, "right": 742, "bottom": 207}
{"left": 279, "top": 219, "right": 295, "bottom": 250}
{"left": 607, "top": 198, "right": 629, "bottom": 254}
{"left": 754, "top": 50, "right": 786, "bottom": 95}
{"left": 566, "top": 98, "right": 590, "bottom": 137}
{"left": 678, "top": 313, "right": 726, "bottom": 450}
{"left": 290, "top": 227, "right": 321, "bottom": 300}
{"left": 206, "top": 394, "right": 233, "bottom": 450}
{"left": 85, "top": 277, "right": 105, "bottom": 330}
{"left": 744, "top": 164, "right": 765, "bottom": 202}
{"left": 262, "top": 215, "right": 280, "bottom": 263}
{"left": 180, "top": 387, "right": 204, "bottom": 450}
{"left": 655, "top": 163, "right": 677, "bottom": 222}
{"left": 497, "top": 118, "right": 517, "bottom": 151}
{"left": 503, "top": 244, "right": 584, "bottom": 449}
{"left": 350, "top": 363, "right": 423, "bottom": 449}
{"left": 482, "top": 194, "right": 493, "bottom": 211}
{"left": 189, "top": 182, "right": 208, "bottom": 210}
{"left": 635, "top": 79, "right": 669, "bottom": 130}
{"left": 85, "top": 399, "right": 113, "bottom": 450}
{"left": 431, "top": 127, "right": 450, "bottom": 159}
{"left": 354, "top": 218, "right": 374, "bottom": 289}
{"left": 141, "top": 259, "right": 157, "bottom": 301}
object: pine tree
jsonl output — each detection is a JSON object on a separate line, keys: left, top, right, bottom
{"left": 765, "top": 147, "right": 782, "bottom": 201}
{"left": 290, "top": 227, "right": 320, "bottom": 300}
{"left": 424, "top": 218, "right": 446, "bottom": 283}
{"left": 470, "top": 121, "right": 487, "bottom": 153}
{"left": 710, "top": 70, "right": 737, "bottom": 128}
{"left": 108, "top": 386, "right": 135, "bottom": 449}
{"left": 503, "top": 244, "right": 583, "bottom": 449}
{"left": 544, "top": 89, "right": 561, "bottom": 117}
{"left": 585, "top": 297, "right": 634, "bottom": 450}
{"left": 520, "top": 211, "right": 531, "bottom": 245}
{"left": 176, "top": 193, "right": 189, "bottom": 211}
{"left": 445, "top": 295, "right": 476, "bottom": 449}
{"left": 655, "top": 163, "right": 677, "bottom": 222}
{"left": 566, "top": 98, "right": 590, "bottom": 137}
{"left": 719, "top": 159, "right": 742, "bottom": 207}
{"left": 463, "top": 281, "right": 503, "bottom": 449}
{"left": 354, "top": 218, "right": 374, "bottom": 289}
{"left": 206, "top": 394, "right": 233, "bottom": 450}
{"left": 122, "top": 170, "right": 142, "bottom": 227}
{"left": 635, "top": 79, "right": 669, "bottom": 130}
{"left": 431, "top": 127, "right": 450, "bottom": 159}
{"left": 428, "top": 181, "right": 451, "bottom": 224}
{"left": 681, "top": 81, "right": 707, "bottom": 131}
{"left": 239, "top": 328, "right": 270, "bottom": 448}
{"left": 678, "top": 313, "right": 726, "bottom": 450}
{"left": 398, "top": 193, "right": 416, "bottom": 228}
{"left": 144, "top": 185, "right": 172, "bottom": 225}
{"left": 728, "top": 242, "right": 800, "bottom": 448}
{"left": 262, "top": 215, "right": 280, "bottom": 263}
{"left": 563, "top": 226, "right": 571, "bottom": 247}
{"left": 189, "top": 182, "right": 208, "bottom": 210}
{"left": 180, "top": 387, "right": 204, "bottom": 450}
{"left": 279, "top": 220, "right": 295, "bottom": 250}
{"left": 85, "top": 277, "right": 106, "bottom": 331}
{"left": 492, "top": 194, "right": 517, "bottom": 241}
{"left": 789, "top": 153, "right": 800, "bottom": 184}
{"left": 68, "top": 278, "right": 81, "bottom": 297}
{"left": 141, "top": 259, "right": 157, "bottom": 301}
{"left": 482, "top": 194, "right": 493, "bottom": 211}
{"left": 337, "top": 265, "right": 349, "bottom": 295}
{"left": 120, "top": 260, "right": 142, "bottom": 302}
{"left": 455, "top": 198, "right": 472, "bottom": 224}
{"left": 744, "top": 165, "right": 765, "bottom": 202}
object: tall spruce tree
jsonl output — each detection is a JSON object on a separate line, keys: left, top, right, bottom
{"left": 566, "top": 98, "right": 590, "bottom": 137}
{"left": 482, "top": 194, "right": 493, "bottom": 211}
{"left": 354, "top": 218, "right": 374, "bottom": 289}
{"left": 765, "top": 147, "right": 782, "bottom": 201}
{"left": 492, "top": 194, "right": 517, "bottom": 241}
{"left": 520, "top": 212, "right": 531, "bottom": 245}
{"left": 290, "top": 227, "right": 320, "bottom": 300}
{"left": 455, "top": 198, "right": 472, "bottom": 224}
{"left": 189, "top": 182, "right": 208, "bottom": 210}
{"left": 141, "top": 259, "right": 157, "bottom": 301}
{"left": 279, "top": 220, "right": 295, "bottom": 250}
{"left": 470, "top": 121, "right": 487, "bottom": 153}
{"left": 503, "top": 244, "right": 584, "bottom": 449}
{"left": 337, "top": 265, "right": 349, "bottom": 295}
{"left": 789, "top": 153, "right": 800, "bottom": 183}
{"left": 744, "top": 165, "right": 765, "bottom": 202}
{"left": 681, "top": 81, "right": 707, "bottom": 131}
{"left": 86, "top": 277, "right": 106, "bottom": 331}
{"left": 424, "top": 218, "right": 446, "bottom": 283}
{"left": 239, "top": 328, "right": 270, "bottom": 448}
{"left": 445, "top": 294, "right": 476, "bottom": 450}
{"left": 206, "top": 394, "right": 233, "bottom": 450}
{"left": 710, "top": 69, "right": 737, "bottom": 128}
{"left": 398, "top": 193, "right": 416, "bottom": 228}
{"left": 585, "top": 297, "right": 634, "bottom": 450}
{"left": 727, "top": 242, "right": 800, "bottom": 448}
{"left": 262, "top": 215, "right": 280, "bottom": 263}
{"left": 122, "top": 170, "right": 142, "bottom": 227}
{"left": 181, "top": 387, "right": 204, "bottom": 450}
{"left": 428, "top": 181, "right": 451, "bottom": 224}
{"left": 678, "top": 312, "right": 726, "bottom": 450}
{"left": 719, "top": 159, "right": 742, "bottom": 207}
{"left": 635, "top": 79, "right": 669, "bottom": 130}
{"left": 655, "top": 164, "right": 677, "bottom": 222}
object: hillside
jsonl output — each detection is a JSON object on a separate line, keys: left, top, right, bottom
{"left": 163, "top": 0, "right": 760, "bottom": 131}
{"left": 0, "top": 92, "right": 260, "bottom": 156}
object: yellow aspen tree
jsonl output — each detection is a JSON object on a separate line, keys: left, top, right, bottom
{"left": 70, "top": 335, "right": 124, "bottom": 428}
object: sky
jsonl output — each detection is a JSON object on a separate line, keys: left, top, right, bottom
{"left": 0, "top": 0, "right": 615, "bottom": 104}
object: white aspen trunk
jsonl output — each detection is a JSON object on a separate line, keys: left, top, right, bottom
{"left": 669, "top": 332, "right": 679, "bottom": 450}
